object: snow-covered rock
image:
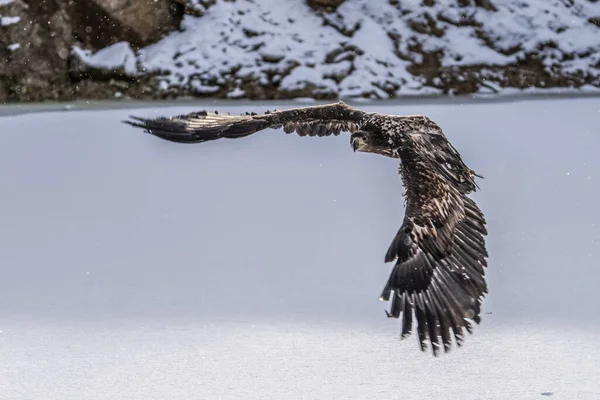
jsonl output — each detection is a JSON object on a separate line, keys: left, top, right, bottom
{"left": 72, "top": 42, "right": 139, "bottom": 76}
{"left": 130, "top": 0, "right": 600, "bottom": 98}
{"left": 2, "top": 0, "right": 600, "bottom": 101}
{"left": 0, "top": 0, "right": 180, "bottom": 103}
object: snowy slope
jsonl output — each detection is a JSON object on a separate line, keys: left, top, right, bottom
{"left": 1, "top": 98, "right": 599, "bottom": 399}
{"left": 75, "top": 0, "right": 600, "bottom": 98}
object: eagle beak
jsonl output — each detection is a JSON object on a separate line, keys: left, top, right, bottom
{"left": 352, "top": 138, "right": 359, "bottom": 152}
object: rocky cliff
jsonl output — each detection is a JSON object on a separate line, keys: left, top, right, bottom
{"left": 1, "top": 0, "right": 599, "bottom": 102}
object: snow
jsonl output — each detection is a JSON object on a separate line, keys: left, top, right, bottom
{"left": 226, "top": 87, "right": 246, "bottom": 98}
{"left": 72, "top": 42, "right": 138, "bottom": 76}
{"left": 0, "top": 15, "right": 19, "bottom": 25}
{"left": 1, "top": 97, "right": 600, "bottom": 399}
{"left": 7, "top": 42, "right": 19, "bottom": 51}
{"left": 75, "top": 0, "right": 600, "bottom": 98}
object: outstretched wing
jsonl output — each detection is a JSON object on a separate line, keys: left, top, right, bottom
{"left": 381, "top": 149, "right": 488, "bottom": 355}
{"left": 123, "top": 101, "right": 366, "bottom": 143}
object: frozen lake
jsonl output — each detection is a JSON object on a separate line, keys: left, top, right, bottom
{"left": 1, "top": 97, "right": 599, "bottom": 399}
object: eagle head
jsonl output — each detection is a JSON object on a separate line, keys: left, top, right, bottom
{"left": 351, "top": 132, "right": 367, "bottom": 152}
{"left": 351, "top": 131, "right": 395, "bottom": 158}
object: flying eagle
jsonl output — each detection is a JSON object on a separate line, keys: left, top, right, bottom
{"left": 124, "top": 101, "right": 488, "bottom": 355}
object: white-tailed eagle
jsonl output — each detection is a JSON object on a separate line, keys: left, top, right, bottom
{"left": 124, "top": 101, "right": 488, "bottom": 355}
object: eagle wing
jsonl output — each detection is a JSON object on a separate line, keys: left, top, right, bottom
{"left": 380, "top": 141, "right": 488, "bottom": 355}
{"left": 123, "top": 101, "right": 366, "bottom": 143}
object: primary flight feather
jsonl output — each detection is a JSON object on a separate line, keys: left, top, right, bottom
{"left": 124, "top": 101, "right": 488, "bottom": 355}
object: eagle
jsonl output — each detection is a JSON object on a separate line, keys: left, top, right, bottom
{"left": 124, "top": 101, "right": 488, "bottom": 355}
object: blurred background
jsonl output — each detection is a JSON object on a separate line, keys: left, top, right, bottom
{"left": 1, "top": 0, "right": 598, "bottom": 103}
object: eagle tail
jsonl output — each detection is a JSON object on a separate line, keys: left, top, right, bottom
{"left": 123, "top": 111, "right": 272, "bottom": 144}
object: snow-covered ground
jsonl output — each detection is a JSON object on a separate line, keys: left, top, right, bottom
{"left": 1, "top": 97, "right": 599, "bottom": 399}
{"left": 74, "top": 0, "right": 600, "bottom": 98}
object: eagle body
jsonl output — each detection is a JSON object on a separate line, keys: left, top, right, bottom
{"left": 124, "top": 101, "right": 488, "bottom": 355}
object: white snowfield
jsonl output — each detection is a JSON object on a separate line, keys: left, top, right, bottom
{"left": 1, "top": 97, "right": 599, "bottom": 399}
{"left": 73, "top": 0, "right": 600, "bottom": 98}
